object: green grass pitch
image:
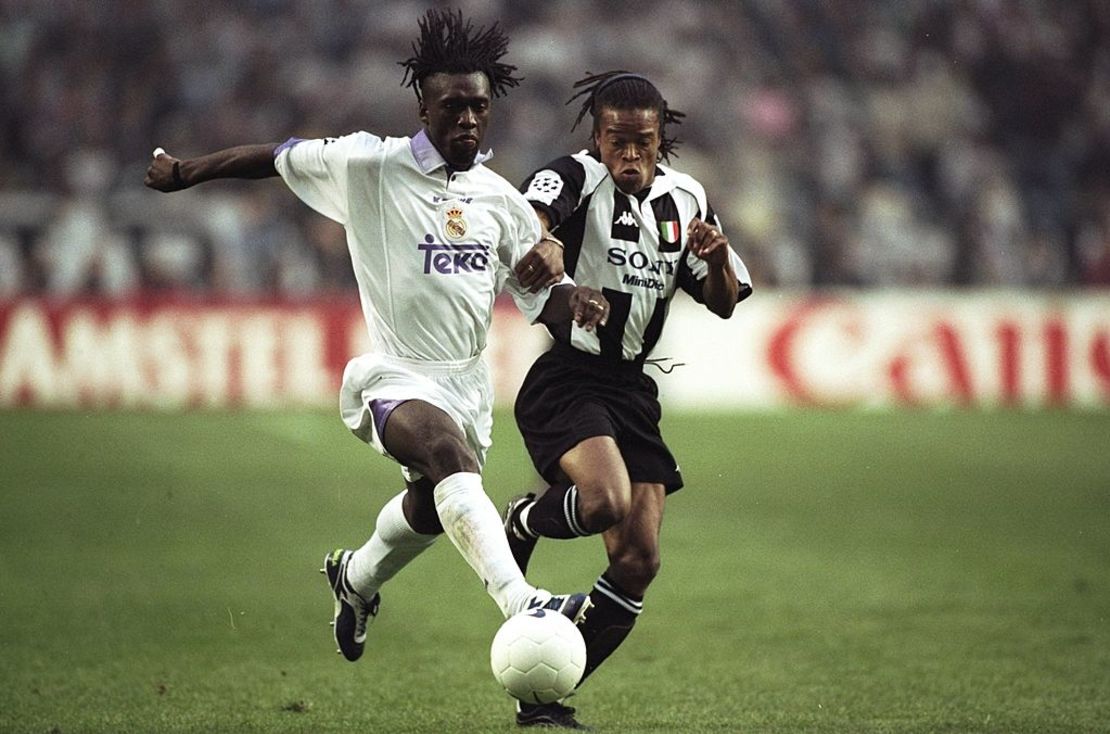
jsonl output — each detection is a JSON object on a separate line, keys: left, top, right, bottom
{"left": 1, "top": 409, "right": 1108, "bottom": 733}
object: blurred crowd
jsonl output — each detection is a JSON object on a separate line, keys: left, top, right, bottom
{"left": 1, "top": 0, "right": 1109, "bottom": 298}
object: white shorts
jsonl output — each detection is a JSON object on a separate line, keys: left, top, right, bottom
{"left": 339, "top": 351, "right": 493, "bottom": 481}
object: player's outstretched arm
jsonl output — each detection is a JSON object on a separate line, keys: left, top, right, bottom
{"left": 539, "top": 285, "right": 609, "bottom": 332}
{"left": 686, "top": 217, "right": 739, "bottom": 318}
{"left": 144, "top": 144, "right": 280, "bottom": 192}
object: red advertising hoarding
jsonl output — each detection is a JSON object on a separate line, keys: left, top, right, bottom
{"left": 1, "top": 293, "right": 1107, "bottom": 410}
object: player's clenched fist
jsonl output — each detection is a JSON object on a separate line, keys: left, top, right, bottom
{"left": 686, "top": 217, "right": 729, "bottom": 266}
{"left": 144, "top": 147, "right": 187, "bottom": 192}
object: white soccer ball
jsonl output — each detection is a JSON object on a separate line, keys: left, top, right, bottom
{"left": 490, "top": 608, "right": 587, "bottom": 704}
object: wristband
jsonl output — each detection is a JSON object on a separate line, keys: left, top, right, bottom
{"left": 540, "top": 234, "right": 563, "bottom": 249}
{"left": 172, "top": 161, "right": 185, "bottom": 189}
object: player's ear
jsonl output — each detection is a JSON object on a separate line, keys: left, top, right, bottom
{"left": 416, "top": 81, "right": 430, "bottom": 125}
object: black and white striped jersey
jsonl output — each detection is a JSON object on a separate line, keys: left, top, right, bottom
{"left": 521, "top": 151, "right": 752, "bottom": 363}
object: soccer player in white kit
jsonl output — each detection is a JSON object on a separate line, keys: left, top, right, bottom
{"left": 144, "top": 9, "right": 609, "bottom": 666}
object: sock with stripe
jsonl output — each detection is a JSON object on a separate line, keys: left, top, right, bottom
{"left": 577, "top": 572, "right": 643, "bottom": 685}
{"left": 518, "top": 484, "right": 591, "bottom": 539}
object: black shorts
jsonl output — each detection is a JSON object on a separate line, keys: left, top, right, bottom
{"left": 513, "top": 342, "right": 684, "bottom": 493}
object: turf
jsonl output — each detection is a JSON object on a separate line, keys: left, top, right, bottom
{"left": 1, "top": 409, "right": 1108, "bottom": 733}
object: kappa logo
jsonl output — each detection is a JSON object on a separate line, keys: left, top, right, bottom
{"left": 418, "top": 234, "right": 490, "bottom": 274}
{"left": 614, "top": 211, "right": 637, "bottom": 228}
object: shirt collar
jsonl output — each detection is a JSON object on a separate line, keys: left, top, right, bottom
{"left": 410, "top": 129, "right": 493, "bottom": 174}
{"left": 640, "top": 164, "right": 673, "bottom": 201}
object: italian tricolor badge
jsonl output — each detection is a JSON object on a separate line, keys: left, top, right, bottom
{"left": 658, "top": 220, "right": 680, "bottom": 244}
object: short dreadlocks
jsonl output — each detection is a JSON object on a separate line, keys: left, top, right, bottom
{"left": 399, "top": 8, "right": 522, "bottom": 101}
{"left": 568, "top": 70, "right": 685, "bottom": 161}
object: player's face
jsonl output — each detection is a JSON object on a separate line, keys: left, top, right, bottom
{"left": 420, "top": 72, "right": 492, "bottom": 169}
{"left": 593, "top": 107, "right": 661, "bottom": 194}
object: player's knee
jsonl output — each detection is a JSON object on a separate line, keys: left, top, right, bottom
{"left": 609, "top": 546, "right": 660, "bottom": 594}
{"left": 418, "top": 433, "right": 479, "bottom": 481}
{"left": 578, "top": 485, "right": 630, "bottom": 533}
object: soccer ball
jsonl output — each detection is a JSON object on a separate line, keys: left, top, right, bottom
{"left": 490, "top": 608, "right": 587, "bottom": 704}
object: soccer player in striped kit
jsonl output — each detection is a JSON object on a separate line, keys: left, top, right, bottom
{"left": 503, "top": 71, "right": 753, "bottom": 729}
{"left": 144, "top": 9, "right": 611, "bottom": 670}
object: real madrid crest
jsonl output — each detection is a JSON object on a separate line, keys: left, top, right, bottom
{"left": 442, "top": 202, "right": 468, "bottom": 241}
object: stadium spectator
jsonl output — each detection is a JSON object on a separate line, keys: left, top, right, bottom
{"left": 0, "top": 232, "right": 25, "bottom": 297}
{"left": 1078, "top": 207, "right": 1110, "bottom": 286}
{"left": 32, "top": 148, "right": 139, "bottom": 296}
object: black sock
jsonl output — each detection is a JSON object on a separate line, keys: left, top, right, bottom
{"left": 577, "top": 572, "right": 643, "bottom": 685}
{"left": 520, "top": 484, "right": 590, "bottom": 539}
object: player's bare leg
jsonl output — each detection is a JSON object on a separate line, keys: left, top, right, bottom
{"left": 578, "top": 482, "right": 664, "bottom": 683}
{"left": 515, "top": 483, "right": 663, "bottom": 726}
{"left": 506, "top": 445, "right": 652, "bottom": 729}
{"left": 503, "top": 436, "right": 631, "bottom": 572}
{"left": 381, "top": 400, "right": 587, "bottom": 620}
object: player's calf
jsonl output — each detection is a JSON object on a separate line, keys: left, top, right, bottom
{"left": 511, "top": 484, "right": 621, "bottom": 541}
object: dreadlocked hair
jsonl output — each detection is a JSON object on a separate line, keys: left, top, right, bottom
{"left": 568, "top": 70, "right": 685, "bottom": 161}
{"left": 398, "top": 8, "right": 522, "bottom": 101}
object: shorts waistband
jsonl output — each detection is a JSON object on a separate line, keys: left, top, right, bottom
{"left": 549, "top": 341, "right": 645, "bottom": 378}
{"left": 378, "top": 351, "right": 484, "bottom": 376}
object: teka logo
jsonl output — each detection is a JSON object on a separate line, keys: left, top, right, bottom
{"left": 419, "top": 234, "right": 490, "bottom": 274}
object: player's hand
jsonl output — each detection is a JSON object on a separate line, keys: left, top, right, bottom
{"left": 686, "top": 218, "right": 729, "bottom": 267}
{"left": 515, "top": 235, "right": 565, "bottom": 292}
{"left": 568, "top": 286, "right": 609, "bottom": 331}
{"left": 144, "top": 147, "right": 186, "bottom": 192}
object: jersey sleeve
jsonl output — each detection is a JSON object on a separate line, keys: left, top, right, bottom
{"left": 273, "top": 132, "right": 381, "bottom": 226}
{"left": 677, "top": 201, "right": 754, "bottom": 304}
{"left": 519, "top": 155, "right": 588, "bottom": 229}
{"left": 497, "top": 192, "right": 573, "bottom": 323}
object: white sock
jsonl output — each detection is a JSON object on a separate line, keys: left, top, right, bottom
{"left": 433, "top": 472, "right": 538, "bottom": 618}
{"left": 346, "top": 491, "right": 438, "bottom": 599}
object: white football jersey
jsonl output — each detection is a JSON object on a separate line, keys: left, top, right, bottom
{"left": 275, "top": 130, "right": 558, "bottom": 363}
